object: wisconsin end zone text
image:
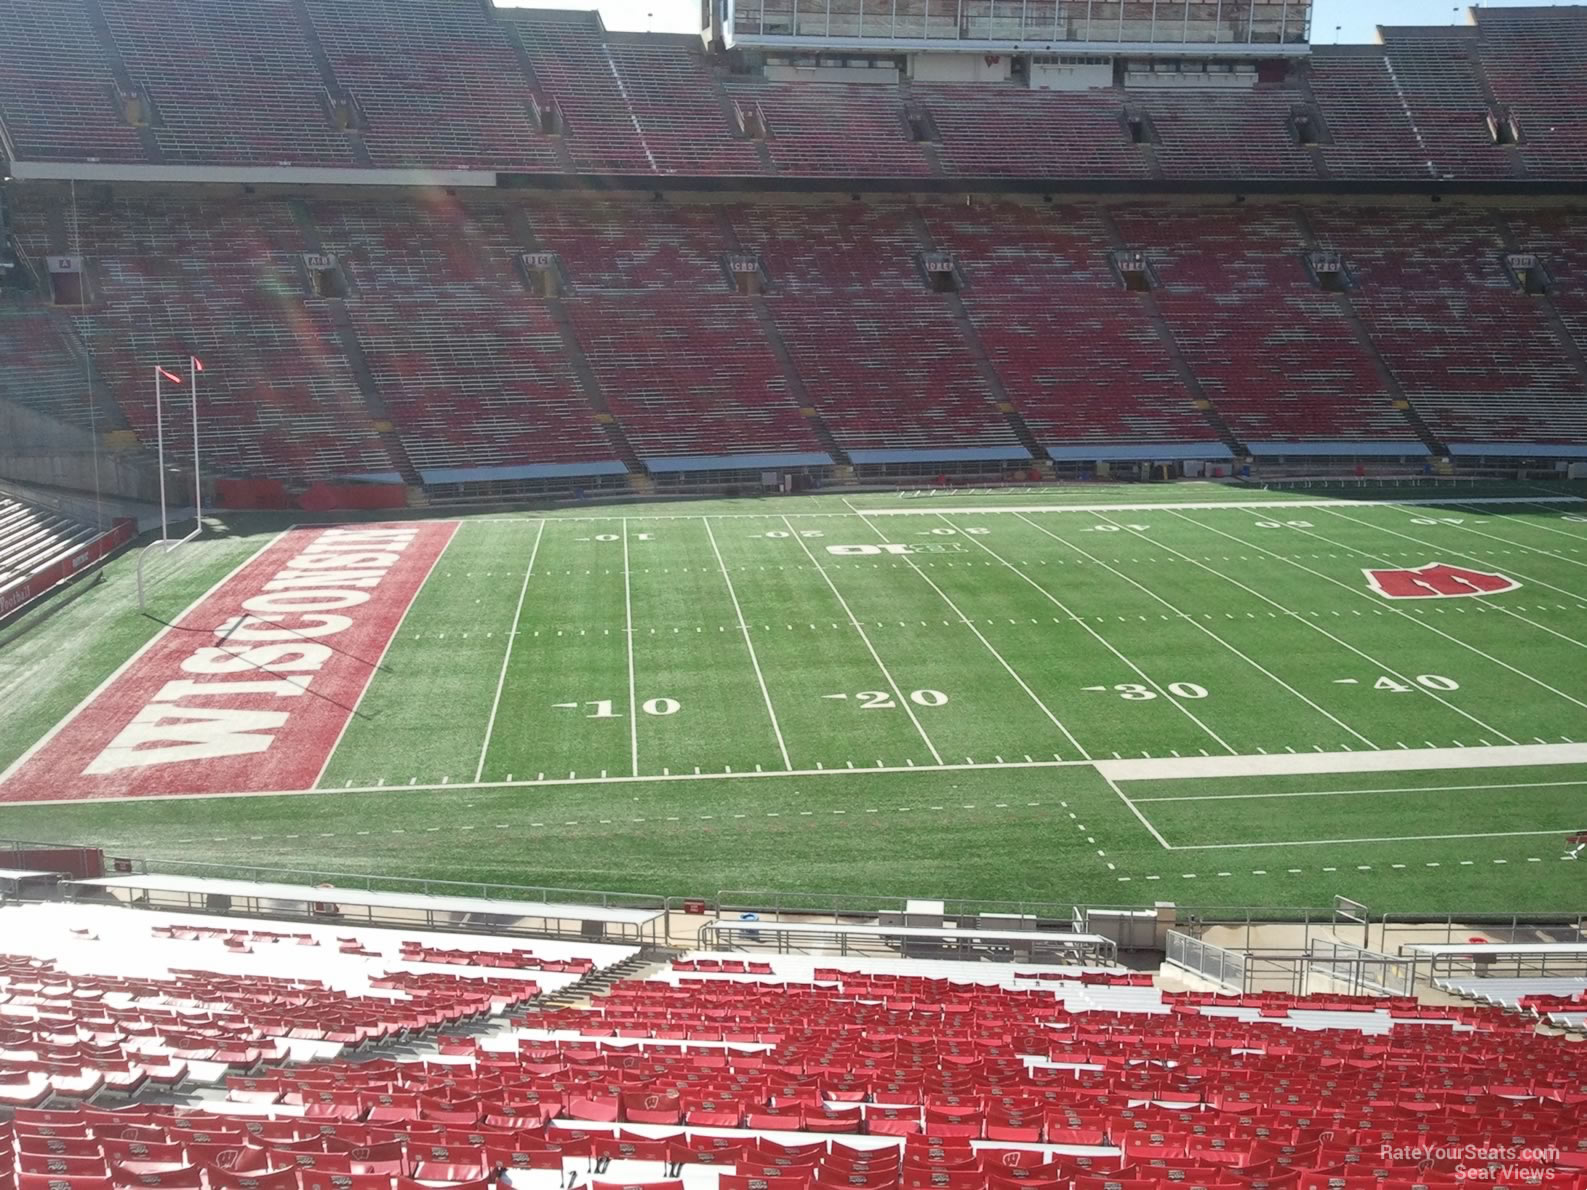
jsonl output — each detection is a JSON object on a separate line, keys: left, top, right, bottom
{"left": 0, "top": 521, "right": 457, "bottom": 803}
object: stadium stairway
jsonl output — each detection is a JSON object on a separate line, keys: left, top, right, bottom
{"left": 502, "top": 205, "right": 646, "bottom": 480}
{"left": 1095, "top": 209, "right": 1245, "bottom": 458}
{"left": 711, "top": 207, "right": 852, "bottom": 470}
{"left": 536, "top": 950, "right": 679, "bottom": 1010}
{"left": 286, "top": 199, "right": 419, "bottom": 487}
{"left": 1492, "top": 209, "right": 1587, "bottom": 383}
{"left": 1288, "top": 207, "right": 1443, "bottom": 456}
{"left": 904, "top": 207, "right": 1048, "bottom": 466}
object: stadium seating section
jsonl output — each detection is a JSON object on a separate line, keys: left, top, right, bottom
{"left": 2, "top": 2, "right": 1586, "bottom": 179}
{"left": 0, "top": 497, "right": 102, "bottom": 603}
{"left": 3, "top": 921, "right": 1587, "bottom": 1190}
{"left": 5, "top": 188, "right": 1587, "bottom": 483}
{"left": 3, "top": 4, "right": 1587, "bottom": 484}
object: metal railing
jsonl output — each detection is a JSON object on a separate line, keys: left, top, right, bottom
{"left": 1309, "top": 938, "right": 1417, "bottom": 996}
{"left": 1165, "top": 929, "right": 1246, "bottom": 992}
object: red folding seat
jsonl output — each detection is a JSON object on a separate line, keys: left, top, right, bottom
{"left": 902, "top": 1171, "right": 986, "bottom": 1190}
{"left": 18, "top": 1175, "right": 115, "bottom": 1190}
{"left": 108, "top": 1166, "right": 203, "bottom": 1189}
{"left": 620, "top": 1092, "right": 682, "bottom": 1126}
{"left": 300, "top": 1176, "right": 394, "bottom": 1190}
{"left": 815, "top": 1169, "right": 899, "bottom": 1190}
{"left": 409, "top": 1145, "right": 488, "bottom": 1183}
{"left": 18, "top": 1158, "right": 110, "bottom": 1180}
{"left": 593, "top": 1137, "right": 670, "bottom": 1164}
{"left": 19, "top": 1138, "right": 104, "bottom": 1160}
{"left": 721, "top": 1178, "right": 812, "bottom": 1190}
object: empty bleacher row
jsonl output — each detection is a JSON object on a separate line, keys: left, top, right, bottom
{"left": 0, "top": 498, "right": 102, "bottom": 605}
{"left": 0, "top": 902, "right": 637, "bottom": 1108}
{"left": 6, "top": 192, "right": 1587, "bottom": 489}
{"left": 2, "top": 0, "right": 1587, "bottom": 180}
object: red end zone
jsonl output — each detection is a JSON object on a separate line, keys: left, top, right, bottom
{"left": 0, "top": 520, "right": 458, "bottom": 804}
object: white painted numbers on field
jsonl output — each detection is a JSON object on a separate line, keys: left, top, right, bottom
{"left": 1084, "top": 682, "right": 1208, "bottom": 701}
{"left": 823, "top": 690, "right": 949, "bottom": 709}
{"left": 554, "top": 698, "right": 681, "bottom": 718}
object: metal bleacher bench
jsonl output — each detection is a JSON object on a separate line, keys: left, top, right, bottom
{"left": 67, "top": 874, "right": 664, "bottom": 945}
{"left": 697, "top": 917, "right": 1117, "bottom": 963}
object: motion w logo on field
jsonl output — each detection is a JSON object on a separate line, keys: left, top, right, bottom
{"left": 1363, "top": 562, "right": 1521, "bottom": 600}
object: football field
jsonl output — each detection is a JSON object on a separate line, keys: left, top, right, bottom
{"left": 2, "top": 483, "right": 1585, "bottom": 913}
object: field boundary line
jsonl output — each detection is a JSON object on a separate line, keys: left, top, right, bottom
{"left": 313, "top": 522, "right": 463, "bottom": 791}
{"left": 857, "top": 496, "right": 1585, "bottom": 517}
{"left": 1258, "top": 512, "right": 1587, "bottom": 681}
{"left": 0, "top": 529, "right": 290, "bottom": 789}
{"left": 944, "top": 513, "right": 1236, "bottom": 755}
{"left": 474, "top": 518, "right": 545, "bottom": 783}
{"left": 17, "top": 756, "right": 1092, "bottom": 805}
{"left": 1022, "top": 512, "right": 1378, "bottom": 749}
{"left": 1172, "top": 827, "right": 1577, "bottom": 851}
{"left": 1091, "top": 511, "right": 1514, "bottom": 743}
{"left": 623, "top": 518, "right": 639, "bottom": 776}
{"left": 456, "top": 496, "right": 1585, "bottom": 523}
{"left": 781, "top": 515, "right": 943, "bottom": 765}
{"left": 703, "top": 517, "right": 792, "bottom": 771}
{"left": 1099, "top": 771, "right": 1172, "bottom": 849}
{"left": 1134, "top": 778, "right": 1587, "bottom": 803}
{"left": 1096, "top": 740, "right": 1587, "bottom": 781}
{"left": 848, "top": 509, "right": 1089, "bottom": 759}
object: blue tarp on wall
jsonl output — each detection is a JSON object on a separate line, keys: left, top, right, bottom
{"left": 847, "top": 446, "right": 1032, "bottom": 465}
{"left": 642, "top": 451, "right": 833, "bottom": 473}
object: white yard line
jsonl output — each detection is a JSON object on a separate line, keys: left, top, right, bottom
{"left": 942, "top": 514, "right": 1235, "bottom": 755}
{"left": 1133, "top": 778, "right": 1587, "bottom": 804}
{"left": 1023, "top": 512, "right": 1377, "bottom": 750}
{"left": 1100, "top": 771, "right": 1172, "bottom": 850}
{"left": 781, "top": 515, "right": 943, "bottom": 765}
{"left": 623, "top": 518, "right": 639, "bottom": 777}
{"left": 1171, "top": 827, "right": 1577, "bottom": 852}
{"left": 847, "top": 509, "right": 1089, "bottom": 760}
{"left": 1096, "top": 741, "right": 1587, "bottom": 782}
{"left": 313, "top": 523, "right": 462, "bottom": 791}
{"left": 1089, "top": 511, "right": 1517, "bottom": 745}
{"left": 474, "top": 518, "right": 545, "bottom": 783}
{"left": 1289, "top": 510, "right": 1587, "bottom": 655}
{"left": 703, "top": 517, "right": 791, "bottom": 771}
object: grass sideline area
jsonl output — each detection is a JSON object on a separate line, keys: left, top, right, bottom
{"left": 1, "top": 480, "right": 1585, "bottom": 913}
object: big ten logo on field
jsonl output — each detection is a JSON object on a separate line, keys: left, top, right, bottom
{"left": 1363, "top": 562, "right": 1520, "bottom": 599}
{"left": 825, "top": 543, "right": 966, "bottom": 556}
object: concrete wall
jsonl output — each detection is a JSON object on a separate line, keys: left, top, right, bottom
{"left": 0, "top": 398, "right": 171, "bottom": 508}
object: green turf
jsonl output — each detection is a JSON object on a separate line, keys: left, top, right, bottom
{"left": 2, "top": 482, "right": 1585, "bottom": 914}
